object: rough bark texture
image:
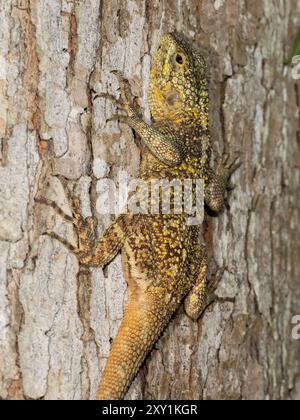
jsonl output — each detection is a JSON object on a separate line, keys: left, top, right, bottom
{"left": 0, "top": 0, "right": 300, "bottom": 400}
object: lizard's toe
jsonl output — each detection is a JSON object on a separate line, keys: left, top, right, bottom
{"left": 226, "top": 156, "right": 242, "bottom": 178}
{"left": 107, "top": 114, "right": 129, "bottom": 124}
{"left": 97, "top": 93, "right": 125, "bottom": 109}
{"left": 43, "top": 231, "right": 78, "bottom": 253}
{"left": 111, "top": 70, "right": 133, "bottom": 103}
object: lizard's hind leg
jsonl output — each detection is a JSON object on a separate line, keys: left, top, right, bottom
{"left": 184, "top": 243, "right": 234, "bottom": 321}
{"left": 36, "top": 177, "right": 135, "bottom": 268}
{"left": 185, "top": 262, "right": 234, "bottom": 321}
{"left": 184, "top": 245, "right": 209, "bottom": 321}
{"left": 36, "top": 176, "right": 96, "bottom": 253}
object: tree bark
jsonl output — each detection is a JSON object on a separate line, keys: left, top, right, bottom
{"left": 0, "top": 0, "right": 300, "bottom": 400}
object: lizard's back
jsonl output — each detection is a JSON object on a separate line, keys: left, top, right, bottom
{"left": 98, "top": 146, "right": 206, "bottom": 398}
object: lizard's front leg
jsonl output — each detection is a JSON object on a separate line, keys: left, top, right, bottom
{"left": 101, "top": 71, "right": 185, "bottom": 166}
{"left": 205, "top": 153, "right": 241, "bottom": 212}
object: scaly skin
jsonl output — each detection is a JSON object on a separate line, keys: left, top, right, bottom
{"left": 37, "top": 33, "right": 240, "bottom": 400}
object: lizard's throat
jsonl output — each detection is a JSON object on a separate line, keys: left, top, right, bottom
{"left": 149, "top": 98, "right": 209, "bottom": 130}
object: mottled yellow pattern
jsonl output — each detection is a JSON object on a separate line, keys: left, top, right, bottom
{"left": 96, "top": 33, "right": 240, "bottom": 400}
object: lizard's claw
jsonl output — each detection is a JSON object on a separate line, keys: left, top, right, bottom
{"left": 227, "top": 181, "right": 237, "bottom": 191}
{"left": 36, "top": 178, "right": 97, "bottom": 263}
{"left": 42, "top": 230, "right": 91, "bottom": 266}
{"left": 111, "top": 70, "right": 133, "bottom": 105}
{"left": 227, "top": 154, "right": 242, "bottom": 174}
{"left": 205, "top": 266, "right": 235, "bottom": 307}
{"left": 216, "top": 152, "right": 242, "bottom": 187}
{"left": 35, "top": 197, "right": 74, "bottom": 223}
{"left": 42, "top": 231, "right": 77, "bottom": 253}
{"left": 207, "top": 266, "right": 226, "bottom": 296}
{"left": 96, "top": 93, "right": 125, "bottom": 109}
{"left": 107, "top": 114, "right": 129, "bottom": 124}
{"left": 36, "top": 193, "right": 82, "bottom": 229}
{"left": 100, "top": 70, "right": 143, "bottom": 119}
{"left": 218, "top": 152, "right": 242, "bottom": 173}
{"left": 220, "top": 153, "right": 230, "bottom": 167}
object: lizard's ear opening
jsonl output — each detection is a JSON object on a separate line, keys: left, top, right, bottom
{"left": 175, "top": 54, "right": 184, "bottom": 65}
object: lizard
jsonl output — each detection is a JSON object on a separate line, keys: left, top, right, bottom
{"left": 37, "top": 32, "right": 241, "bottom": 400}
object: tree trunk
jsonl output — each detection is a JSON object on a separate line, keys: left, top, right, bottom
{"left": 0, "top": 0, "right": 300, "bottom": 400}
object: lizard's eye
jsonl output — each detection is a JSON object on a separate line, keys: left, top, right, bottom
{"left": 175, "top": 54, "right": 184, "bottom": 65}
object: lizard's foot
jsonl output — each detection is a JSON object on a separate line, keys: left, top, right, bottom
{"left": 185, "top": 264, "right": 234, "bottom": 321}
{"left": 99, "top": 70, "right": 143, "bottom": 120}
{"left": 204, "top": 266, "right": 235, "bottom": 309}
{"left": 111, "top": 70, "right": 134, "bottom": 108}
{"left": 36, "top": 177, "right": 96, "bottom": 264}
{"left": 42, "top": 230, "right": 77, "bottom": 253}
{"left": 216, "top": 152, "right": 242, "bottom": 189}
{"left": 206, "top": 267, "right": 226, "bottom": 306}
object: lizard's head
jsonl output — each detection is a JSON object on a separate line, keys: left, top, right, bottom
{"left": 148, "top": 32, "right": 209, "bottom": 129}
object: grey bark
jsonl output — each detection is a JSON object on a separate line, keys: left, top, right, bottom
{"left": 0, "top": 0, "right": 300, "bottom": 400}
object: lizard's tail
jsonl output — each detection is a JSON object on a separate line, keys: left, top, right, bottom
{"left": 97, "top": 296, "right": 171, "bottom": 400}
